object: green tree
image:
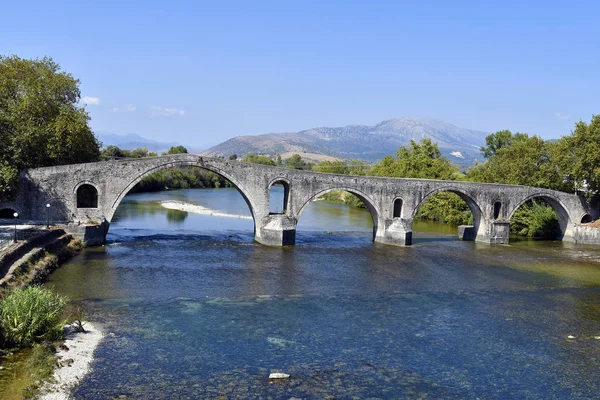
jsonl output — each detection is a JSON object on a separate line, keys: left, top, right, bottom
{"left": 130, "top": 147, "right": 152, "bottom": 158}
{"left": 468, "top": 135, "right": 566, "bottom": 191}
{"left": 554, "top": 115, "right": 600, "bottom": 196}
{"left": 371, "top": 139, "right": 456, "bottom": 179}
{"left": 229, "top": 154, "right": 238, "bottom": 160}
{"left": 100, "top": 145, "right": 128, "bottom": 160}
{"left": 166, "top": 145, "right": 188, "bottom": 155}
{"left": 369, "top": 139, "right": 472, "bottom": 224}
{"left": 242, "top": 153, "right": 276, "bottom": 166}
{"left": 480, "top": 130, "right": 529, "bottom": 158}
{"left": 0, "top": 56, "right": 100, "bottom": 199}
{"left": 285, "top": 154, "right": 312, "bottom": 170}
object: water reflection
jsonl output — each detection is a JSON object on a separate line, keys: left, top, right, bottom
{"left": 165, "top": 209, "right": 187, "bottom": 224}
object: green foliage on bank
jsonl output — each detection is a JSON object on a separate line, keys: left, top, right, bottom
{"left": 554, "top": 116, "right": 600, "bottom": 197}
{"left": 0, "top": 286, "right": 66, "bottom": 348}
{"left": 100, "top": 145, "right": 158, "bottom": 160}
{"left": 416, "top": 192, "right": 474, "bottom": 225}
{"left": 320, "top": 190, "right": 366, "bottom": 209}
{"left": 0, "top": 56, "right": 101, "bottom": 199}
{"left": 131, "top": 167, "right": 232, "bottom": 193}
{"left": 284, "top": 154, "right": 313, "bottom": 170}
{"left": 510, "top": 200, "right": 560, "bottom": 238}
{"left": 242, "top": 153, "right": 277, "bottom": 166}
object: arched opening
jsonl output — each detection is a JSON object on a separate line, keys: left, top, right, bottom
{"left": 581, "top": 214, "right": 594, "bottom": 224}
{"left": 269, "top": 180, "right": 289, "bottom": 214}
{"left": 77, "top": 184, "right": 99, "bottom": 208}
{"left": 393, "top": 198, "right": 403, "bottom": 218}
{"left": 412, "top": 190, "right": 480, "bottom": 241}
{"left": 109, "top": 164, "right": 256, "bottom": 242}
{"left": 508, "top": 196, "right": 567, "bottom": 240}
{"left": 296, "top": 188, "right": 378, "bottom": 243}
{"left": 493, "top": 201, "right": 502, "bottom": 220}
{"left": 0, "top": 208, "right": 18, "bottom": 219}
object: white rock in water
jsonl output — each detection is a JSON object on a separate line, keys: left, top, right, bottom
{"left": 567, "top": 335, "right": 576, "bottom": 339}
{"left": 269, "top": 372, "right": 290, "bottom": 379}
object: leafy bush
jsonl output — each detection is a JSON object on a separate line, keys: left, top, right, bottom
{"left": 0, "top": 286, "right": 66, "bottom": 347}
{"left": 319, "top": 190, "right": 366, "bottom": 209}
{"left": 416, "top": 192, "right": 473, "bottom": 225}
{"left": 510, "top": 200, "right": 560, "bottom": 238}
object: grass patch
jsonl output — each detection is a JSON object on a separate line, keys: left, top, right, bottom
{"left": 0, "top": 286, "right": 66, "bottom": 347}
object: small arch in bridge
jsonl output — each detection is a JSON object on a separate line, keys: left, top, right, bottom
{"left": 393, "top": 198, "right": 403, "bottom": 218}
{"left": 0, "top": 208, "right": 18, "bottom": 218}
{"left": 581, "top": 214, "right": 594, "bottom": 223}
{"left": 493, "top": 201, "right": 502, "bottom": 220}
{"left": 77, "top": 184, "right": 99, "bottom": 209}
{"left": 269, "top": 180, "right": 290, "bottom": 214}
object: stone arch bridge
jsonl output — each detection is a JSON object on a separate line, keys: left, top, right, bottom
{"left": 0, "top": 155, "right": 595, "bottom": 246}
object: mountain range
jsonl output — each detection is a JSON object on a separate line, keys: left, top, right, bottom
{"left": 200, "top": 117, "right": 488, "bottom": 166}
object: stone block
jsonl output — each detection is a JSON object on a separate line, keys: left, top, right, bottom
{"left": 458, "top": 225, "right": 475, "bottom": 241}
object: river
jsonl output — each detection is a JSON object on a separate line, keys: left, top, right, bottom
{"left": 45, "top": 188, "right": 600, "bottom": 399}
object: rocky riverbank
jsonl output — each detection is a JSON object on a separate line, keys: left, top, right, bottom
{"left": 0, "top": 229, "right": 82, "bottom": 288}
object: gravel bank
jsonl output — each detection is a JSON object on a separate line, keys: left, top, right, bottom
{"left": 39, "top": 322, "right": 103, "bottom": 400}
{"left": 161, "top": 200, "right": 252, "bottom": 219}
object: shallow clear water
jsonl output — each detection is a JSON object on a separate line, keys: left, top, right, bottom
{"left": 46, "top": 188, "right": 600, "bottom": 399}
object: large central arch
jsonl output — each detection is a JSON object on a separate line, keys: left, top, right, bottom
{"left": 296, "top": 187, "right": 381, "bottom": 240}
{"left": 106, "top": 161, "right": 258, "bottom": 232}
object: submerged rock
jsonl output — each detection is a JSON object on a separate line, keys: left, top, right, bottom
{"left": 269, "top": 372, "right": 290, "bottom": 379}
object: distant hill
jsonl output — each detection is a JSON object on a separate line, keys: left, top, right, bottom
{"left": 201, "top": 117, "right": 488, "bottom": 166}
{"left": 96, "top": 132, "right": 204, "bottom": 154}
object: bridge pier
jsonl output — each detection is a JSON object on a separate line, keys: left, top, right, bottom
{"left": 64, "top": 220, "right": 110, "bottom": 246}
{"left": 255, "top": 214, "right": 297, "bottom": 246}
{"left": 375, "top": 218, "right": 413, "bottom": 246}
{"left": 476, "top": 220, "right": 510, "bottom": 244}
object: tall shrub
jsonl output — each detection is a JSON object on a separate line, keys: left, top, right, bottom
{"left": 0, "top": 286, "right": 66, "bottom": 347}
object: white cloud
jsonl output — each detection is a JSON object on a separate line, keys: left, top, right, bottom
{"left": 152, "top": 106, "right": 185, "bottom": 116}
{"left": 554, "top": 112, "right": 570, "bottom": 120}
{"left": 450, "top": 151, "right": 464, "bottom": 159}
{"left": 112, "top": 104, "right": 137, "bottom": 113}
{"left": 82, "top": 96, "right": 100, "bottom": 105}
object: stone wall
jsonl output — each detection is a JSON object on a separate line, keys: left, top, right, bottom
{"left": 573, "top": 225, "right": 600, "bottom": 244}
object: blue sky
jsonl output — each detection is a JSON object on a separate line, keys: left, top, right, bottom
{"left": 2, "top": 1, "right": 598, "bottom": 147}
